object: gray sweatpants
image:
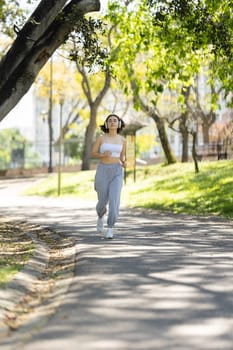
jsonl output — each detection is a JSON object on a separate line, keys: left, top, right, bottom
{"left": 94, "top": 163, "right": 123, "bottom": 228}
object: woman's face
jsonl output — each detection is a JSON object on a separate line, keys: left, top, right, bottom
{"left": 107, "top": 116, "right": 119, "bottom": 129}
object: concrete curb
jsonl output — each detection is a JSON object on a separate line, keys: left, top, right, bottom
{"left": 3, "top": 243, "right": 76, "bottom": 348}
{"left": 0, "top": 225, "right": 76, "bottom": 346}
{"left": 0, "top": 235, "right": 49, "bottom": 339}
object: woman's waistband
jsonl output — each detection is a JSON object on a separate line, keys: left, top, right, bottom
{"left": 98, "top": 162, "right": 121, "bottom": 168}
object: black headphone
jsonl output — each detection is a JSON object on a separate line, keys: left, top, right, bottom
{"left": 104, "top": 117, "right": 122, "bottom": 129}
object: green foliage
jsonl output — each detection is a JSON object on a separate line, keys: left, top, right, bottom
{"left": 106, "top": 0, "right": 232, "bottom": 103}
{"left": 147, "top": 0, "right": 232, "bottom": 57}
{"left": 0, "top": 0, "right": 27, "bottom": 38}
{"left": 0, "top": 128, "right": 38, "bottom": 170}
{"left": 0, "top": 128, "right": 25, "bottom": 169}
{"left": 136, "top": 133, "right": 157, "bottom": 157}
{"left": 147, "top": 0, "right": 233, "bottom": 94}
{"left": 68, "top": 16, "right": 109, "bottom": 71}
{"left": 64, "top": 134, "right": 84, "bottom": 160}
{"left": 106, "top": 0, "right": 204, "bottom": 103}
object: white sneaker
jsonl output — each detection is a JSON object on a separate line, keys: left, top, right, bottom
{"left": 105, "top": 228, "right": 113, "bottom": 239}
{"left": 97, "top": 217, "right": 104, "bottom": 233}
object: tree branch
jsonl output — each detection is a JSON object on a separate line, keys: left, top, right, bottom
{"left": 93, "top": 66, "right": 111, "bottom": 106}
{"left": 0, "top": 0, "right": 100, "bottom": 122}
{"left": 0, "top": 1, "right": 68, "bottom": 89}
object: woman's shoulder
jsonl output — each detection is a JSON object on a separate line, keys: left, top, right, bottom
{"left": 119, "top": 135, "right": 126, "bottom": 143}
{"left": 96, "top": 134, "right": 106, "bottom": 143}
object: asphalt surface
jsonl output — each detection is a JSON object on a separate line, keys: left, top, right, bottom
{"left": 0, "top": 176, "right": 233, "bottom": 350}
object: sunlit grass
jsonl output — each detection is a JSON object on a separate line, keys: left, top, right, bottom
{"left": 124, "top": 160, "right": 233, "bottom": 218}
{"left": 25, "top": 160, "right": 233, "bottom": 219}
{"left": 26, "top": 171, "right": 96, "bottom": 200}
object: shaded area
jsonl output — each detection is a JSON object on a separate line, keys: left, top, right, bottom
{"left": 0, "top": 177, "right": 233, "bottom": 349}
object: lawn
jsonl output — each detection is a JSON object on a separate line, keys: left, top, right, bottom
{"left": 26, "top": 160, "right": 233, "bottom": 219}
{"left": 124, "top": 160, "right": 233, "bottom": 218}
{"left": 26, "top": 171, "right": 97, "bottom": 200}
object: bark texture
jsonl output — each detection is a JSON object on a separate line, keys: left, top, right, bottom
{"left": 81, "top": 66, "right": 111, "bottom": 170}
{"left": 129, "top": 71, "right": 176, "bottom": 165}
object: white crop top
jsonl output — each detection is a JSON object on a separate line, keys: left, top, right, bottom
{"left": 100, "top": 143, "right": 123, "bottom": 158}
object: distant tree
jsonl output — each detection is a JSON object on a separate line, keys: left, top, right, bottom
{"left": 35, "top": 56, "right": 87, "bottom": 141}
{"left": 0, "top": 128, "right": 27, "bottom": 169}
{"left": 68, "top": 21, "right": 112, "bottom": 170}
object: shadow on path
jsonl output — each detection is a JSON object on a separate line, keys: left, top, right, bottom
{"left": 0, "top": 178, "right": 233, "bottom": 350}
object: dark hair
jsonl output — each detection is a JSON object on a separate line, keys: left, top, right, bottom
{"left": 100, "top": 114, "right": 125, "bottom": 134}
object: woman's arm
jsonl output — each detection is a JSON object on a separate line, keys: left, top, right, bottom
{"left": 120, "top": 139, "right": 127, "bottom": 168}
{"left": 91, "top": 136, "right": 111, "bottom": 159}
{"left": 91, "top": 136, "right": 102, "bottom": 158}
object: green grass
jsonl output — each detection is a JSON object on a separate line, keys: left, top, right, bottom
{"left": 124, "top": 160, "right": 233, "bottom": 218}
{"left": 0, "top": 223, "right": 34, "bottom": 287}
{"left": 0, "top": 265, "right": 23, "bottom": 287}
{"left": 26, "top": 171, "right": 96, "bottom": 200}
{"left": 25, "top": 160, "right": 233, "bottom": 219}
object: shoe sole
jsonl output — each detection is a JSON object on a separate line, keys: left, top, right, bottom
{"left": 105, "top": 235, "right": 113, "bottom": 239}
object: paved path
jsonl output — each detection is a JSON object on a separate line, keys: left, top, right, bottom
{"left": 0, "top": 177, "right": 233, "bottom": 350}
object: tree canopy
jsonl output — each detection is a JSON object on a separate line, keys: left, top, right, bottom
{"left": 147, "top": 0, "right": 233, "bottom": 95}
{"left": 104, "top": 0, "right": 232, "bottom": 164}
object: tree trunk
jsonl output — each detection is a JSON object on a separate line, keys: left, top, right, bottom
{"left": 200, "top": 110, "right": 216, "bottom": 144}
{"left": 181, "top": 130, "right": 189, "bottom": 162}
{"left": 79, "top": 65, "right": 111, "bottom": 171}
{"left": 180, "top": 87, "right": 191, "bottom": 162}
{"left": 129, "top": 75, "right": 176, "bottom": 165}
{"left": 179, "top": 113, "right": 189, "bottom": 162}
{"left": 81, "top": 67, "right": 111, "bottom": 170}
{"left": 0, "top": 0, "right": 100, "bottom": 122}
{"left": 192, "top": 131, "right": 199, "bottom": 173}
{"left": 202, "top": 122, "right": 210, "bottom": 144}
{"left": 82, "top": 108, "right": 97, "bottom": 170}
{"left": 152, "top": 114, "right": 176, "bottom": 164}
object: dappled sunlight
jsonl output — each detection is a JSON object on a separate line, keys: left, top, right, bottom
{"left": 171, "top": 318, "right": 233, "bottom": 336}
{"left": 1, "top": 177, "right": 233, "bottom": 349}
{"left": 124, "top": 161, "right": 233, "bottom": 218}
{"left": 27, "top": 208, "right": 232, "bottom": 350}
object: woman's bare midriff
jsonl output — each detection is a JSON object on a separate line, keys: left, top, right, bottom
{"left": 100, "top": 157, "right": 120, "bottom": 164}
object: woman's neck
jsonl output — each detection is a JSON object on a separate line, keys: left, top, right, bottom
{"left": 108, "top": 130, "right": 117, "bottom": 137}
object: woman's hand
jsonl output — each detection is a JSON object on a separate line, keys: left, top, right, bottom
{"left": 121, "top": 160, "right": 127, "bottom": 168}
{"left": 103, "top": 151, "right": 112, "bottom": 157}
